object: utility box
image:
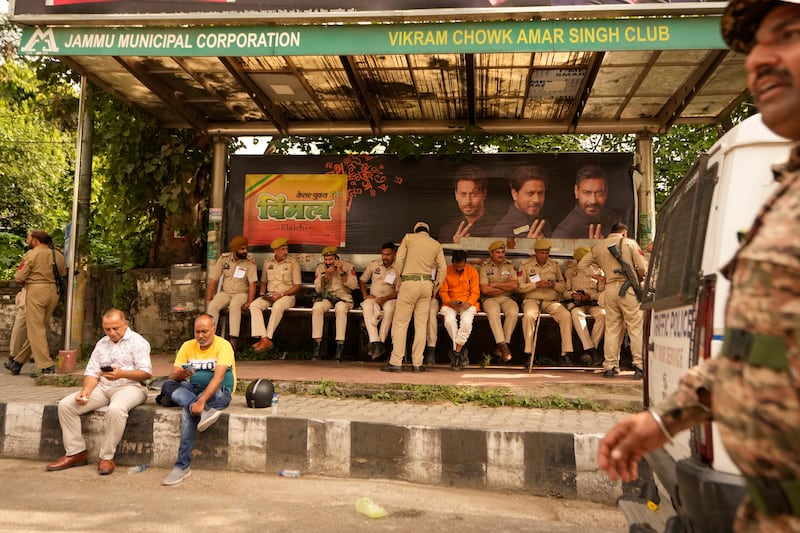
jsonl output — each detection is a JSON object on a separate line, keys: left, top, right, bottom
{"left": 170, "top": 263, "right": 201, "bottom": 312}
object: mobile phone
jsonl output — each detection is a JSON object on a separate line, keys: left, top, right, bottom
{"left": 100, "top": 365, "right": 113, "bottom": 372}
{"left": 181, "top": 363, "right": 193, "bottom": 371}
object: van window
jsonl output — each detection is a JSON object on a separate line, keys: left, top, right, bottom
{"left": 643, "top": 154, "right": 718, "bottom": 311}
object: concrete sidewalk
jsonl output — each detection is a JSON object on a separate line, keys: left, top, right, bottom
{"left": 0, "top": 356, "right": 641, "bottom": 504}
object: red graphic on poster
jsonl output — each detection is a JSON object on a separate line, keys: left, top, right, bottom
{"left": 326, "top": 154, "right": 403, "bottom": 212}
{"left": 243, "top": 173, "right": 348, "bottom": 247}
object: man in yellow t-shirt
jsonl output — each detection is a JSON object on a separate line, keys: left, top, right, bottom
{"left": 159, "top": 313, "right": 236, "bottom": 486}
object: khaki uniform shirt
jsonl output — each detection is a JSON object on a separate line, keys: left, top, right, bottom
{"left": 261, "top": 256, "right": 301, "bottom": 294}
{"left": 517, "top": 257, "right": 565, "bottom": 302}
{"left": 314, "top": 260, "right": 358, "bottom": 302}
{"left": 562, "top": 262, "right": 604, "bottom": 302}
{"left": 479, "top": 259, "right": 517, "bottom": 298}
{"left": 579, "top": 233, "right": 647, "bottom": 287}
{"left": 15, "top": 245, "right": 66, "bottom": 286}
{"left": 209, "top": 253, "right": 258, "bottom": 295}
{"left": 360, "top": 260, "right": 399, "bottom": 299}
{"left": 394, "top": 232, "right": 447, "bottom": 291}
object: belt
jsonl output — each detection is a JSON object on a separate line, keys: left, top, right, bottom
{"left": 745, "top": 476, "right": 800, "bottom": 516}
{"left": 721, "top": 328, "right": 788, "bottom": 371}
{"left": 401, "top": 275, "right": 432, "bottom": 281}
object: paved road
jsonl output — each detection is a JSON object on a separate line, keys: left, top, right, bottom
{"left": 0, "top": 458, "right": 626, "bottom": 532}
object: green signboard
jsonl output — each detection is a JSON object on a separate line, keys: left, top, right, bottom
{"left": 19, "top": 17, "right": 724, "bottom": 57}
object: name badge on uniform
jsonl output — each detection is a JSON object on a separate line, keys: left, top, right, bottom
{"left": 384, "top": 271, "right": 396, "bottom": 285}
{"left": 530, "top": 273, "right": 541, "bottom": 284}
{"left": 233, "top": 266, "right": 247, "bottom": 279}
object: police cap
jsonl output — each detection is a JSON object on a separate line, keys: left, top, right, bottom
{"left": 271, "top": 237, "right": 289, "bottom": 250}
{"left": 322, "top": 246, "right": 338, "bottom": 256}
{"left": 488, "top": 240, "right": 505, "bottom": 252}
{"left": 533, "top": 239, "right": 552, "bottom": 251}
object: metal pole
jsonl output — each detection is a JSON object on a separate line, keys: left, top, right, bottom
{"left": 63, "top": 76, "right": 88, "bottom": 350}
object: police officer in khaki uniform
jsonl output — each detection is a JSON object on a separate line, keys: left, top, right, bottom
{"left": 312, "top": 246, "right": 358, "bottom": 361}
{"left": 479, "top": 240, "right": 519, "bottom": 363}
{"left": 251, "top": 237, "right": 302, "bottom": 353}
{"left": 383, "top": 222, "right": 447, "bottom": 372}
{"left": 578, "top": 223, "right": 646, "bottom": 378}
{"left": 563, "top": 246, "right": 606, "bottom": 366}
{"left": 517, "top": 238, "right": 573, "bottom": 363}
{"left": 5, "top": 230, "right": 66, "bottom": 376}
{"left": 205, "top": 235, "right": 258, "bottom": 351}
{"left": 359, "top": 242, "right": 399, "bottom": 360}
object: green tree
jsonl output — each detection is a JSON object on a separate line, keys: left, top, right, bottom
{"left": 0, "top": 20, "right": 75, "bottom": 277}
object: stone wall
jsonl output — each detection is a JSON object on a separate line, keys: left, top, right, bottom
{"left": 0, "top": 267, "right": 199, "bottom": 358}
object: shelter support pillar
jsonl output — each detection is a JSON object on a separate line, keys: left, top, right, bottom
{"left": 634, "top": 134, "right": 655, "bottom": 247}
{"left": 207, "top": 137, "right": 229, "bottom": 285}
{"left": 66, "top": 77, "right": 92, "bottom": 352}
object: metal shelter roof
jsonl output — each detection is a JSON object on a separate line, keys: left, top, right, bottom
{"left": 12, "top": 2, "right": 747, "bottom": 137}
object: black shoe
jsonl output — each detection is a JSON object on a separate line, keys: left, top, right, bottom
{"left": 633, "top": 367, "right": 644, "bottom": 380}
{"left": 311, "top": 342, "right": 321, "bottom": 361}
{"left": 588, "top": 349, "right": 604, "bottom": 367}
{"left": 603, "top": 369, "right": 616, "bottom": 379}
{"left": 368, "top": 342, "right": 380, "bottom": 360}
{"left": 424, "top": 346, "right": 436, "bottom": 366}
{"left": 31, "top": 366, "right": 55, "bottom": 378}
{"left": 335, "top": 343, "right": 343, "bottom": 362}
{"left": 6, "top": 360, "right": 22, "bottom": 375}
{"left": 460, "top": 347, "right": 470, "bottom": 368}
{"left": 381, "top": 364, "right": 401, "bottom": 373}
{"left": 412, "top": 366, "right": 425, "bottom": 373}
{"left": 579, "top": 351, "right": 594, "bottom": 366}
{"left": 449, "top": 350, "right": 461, "bottom": 371}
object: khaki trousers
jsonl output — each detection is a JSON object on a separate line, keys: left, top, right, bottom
{"left": 361, "top": 299, "right": 396, "bottom": 343}
{"left": 570, "top": 305, "right": 606, "bottom": 350}
{"left": 207, "top": 292, "right": 248, "bottom": 337}
{"left": 250, "top": 295, "right": 296, "bottom": 339}
{"left": 390, "top": 280, "right": 433, "bottom": 367}
{"left": 312, "top": 299, "right": 353, "bottom": 341}
{"left": 603, "top": 283, "right": 643, "bottom": 370}
{"left": 521, "top": 299, "right": 573, "bottom": 355}
{"left": 57, "top": 382, "right": 148, "bottom": 459}
{"left": 483, "top": 295, "right": 519, "bottom": 345}
{"left": 14, "top": 283, "right": 59, "bottom": 369}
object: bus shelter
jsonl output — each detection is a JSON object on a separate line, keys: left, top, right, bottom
{"left": 9, "top": 0, "right": 746, "bottom": 347}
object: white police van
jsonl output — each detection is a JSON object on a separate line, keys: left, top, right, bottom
{"left": 635, "top": 114, "right": 792, "bottom": 532}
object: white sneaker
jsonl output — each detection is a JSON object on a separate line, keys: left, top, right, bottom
{"left": 197, "top": 408, "right": 222, "bottom": 432}
{"left": 162, "top": 466, "right": 191, "bottom": 486}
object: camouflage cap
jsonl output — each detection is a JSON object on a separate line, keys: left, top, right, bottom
{"left": 488, "top": 240, "right": 505, "bottom": 252}
{"left": 573, "top": 246, "right": 590, "bottom": 261}
{"left": 721, "top": 0, "right": 797, "bottom": 54}
{"left": 321, "top": 245, "right": 338, "bottom": 256}
{"left": 533, "top": 238, "right": 552, "bottom": 250}
{"left": 270, "top": 237, "right": 289, "bottom": 250}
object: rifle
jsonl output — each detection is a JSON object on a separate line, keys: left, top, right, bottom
{"left": 607, "top": 239, "right": 643, "bottom": 302}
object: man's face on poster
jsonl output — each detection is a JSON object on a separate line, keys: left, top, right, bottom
{"left": 511, "top": 179, "right": 546, "bottom": 218}
{"left": 575, "top": 177, "right": 608, "bottom": 217}
{"left": 454, "top": 179, "right": 487, "bottom": 218}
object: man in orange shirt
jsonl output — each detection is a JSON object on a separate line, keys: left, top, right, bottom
{"left": 439, "top": 250, "right": 480, "bottom": 371}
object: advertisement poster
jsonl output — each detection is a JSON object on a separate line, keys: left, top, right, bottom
{"left": 228, "top": 152, "right": 635, "bottom": 255}
{"left": 243, "top": 173, "right": 348, "bottom": 247}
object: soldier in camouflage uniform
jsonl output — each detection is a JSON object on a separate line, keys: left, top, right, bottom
{"left": 598, "top": 2, "right": 800, "bottom": 530}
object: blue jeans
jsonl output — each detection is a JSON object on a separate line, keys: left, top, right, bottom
{"left": 163, "top": 380, "right": 232, "bottom": 469}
